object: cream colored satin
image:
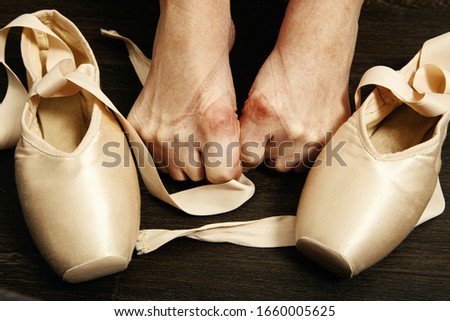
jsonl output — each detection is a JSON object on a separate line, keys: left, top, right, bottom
{"left": 296, "top": 32, "right": 450, "bottom": 277}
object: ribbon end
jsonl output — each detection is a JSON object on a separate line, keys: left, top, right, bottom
{"left": 135, "top": 231, "right": 149, "bottom": 255}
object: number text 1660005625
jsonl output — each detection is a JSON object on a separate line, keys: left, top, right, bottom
{"left": 256, "top": 305, "right": 336, "bottom": 317}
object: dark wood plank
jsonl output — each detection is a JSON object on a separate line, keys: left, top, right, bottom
{"left": 1, "top": 0, "right": 450, "bottom": 300}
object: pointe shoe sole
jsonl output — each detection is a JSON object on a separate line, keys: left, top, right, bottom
{"left": 63, "top": 256, "right": 129, "bottom": 283}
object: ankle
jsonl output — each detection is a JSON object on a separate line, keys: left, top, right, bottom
{"left": 278, "top": 0, "right": 362, "bottom": 46}
{"left": 274, "top": 0, "right": 361, "bottom": 64}
{"left": 157, "top": 0, "right": 234, "bottom": 52}
{"left": 160, "top": 0, "right": 232, "bottom": 27}
{"left": 286, "top": 0, "right": 364, "bottom": 16}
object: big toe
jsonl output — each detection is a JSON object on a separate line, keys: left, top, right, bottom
{"left": 200, "top": 105, "right": 241, "bottom": 183}
{"left": 239, "top": 95, "right": 278, "bottom": 169}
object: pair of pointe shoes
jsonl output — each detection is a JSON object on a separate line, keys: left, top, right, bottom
{"left": 1, "top": 10, "right": 449, "bottom": 282}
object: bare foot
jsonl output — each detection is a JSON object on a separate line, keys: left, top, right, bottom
{"left": 240, "top": 0, "right": 363, "bottom": 172}
{"left": 128, "top": 0, "right": 240, "bottom": 183}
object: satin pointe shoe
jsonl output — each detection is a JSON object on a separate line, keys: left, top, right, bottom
{"left": 295, "top": 32, "right": 450, "bottom": 277}
{"left": 8, "top": 10, "right": 140, "bottom": 283}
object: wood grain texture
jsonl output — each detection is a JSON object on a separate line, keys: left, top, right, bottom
{"left": 1, "top": 0, "right": 450, "bottom": 300}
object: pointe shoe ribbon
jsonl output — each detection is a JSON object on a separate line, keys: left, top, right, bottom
{"left": 34, "top": 60, "right": 96, "bottom": 98}
{"left": 355, "top": 64, "right": 450, "bottom": 117}
{"left": 0, "top": 13, "right": 76, "bottom": 149}
{"left": 355, "top": 30, "right": 450, "bottom": 116}
{"left": 136, "top": 216, "right": 297, "bottom": 254}
{"left": 100, "top": 29, "right": 151, "bottom": 85}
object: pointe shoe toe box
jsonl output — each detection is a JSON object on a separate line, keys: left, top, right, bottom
{"left": 296, "top": 237, "right": 354, "bottom": 278}
{"left": 295, "top": 114, "right": 443, "bottom": 277}
{"left": 15, "top": 126, "right": 140, "bottom": 281}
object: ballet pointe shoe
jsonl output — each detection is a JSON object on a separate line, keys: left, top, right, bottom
{"left": 9, "top": 11, "right": 140, "bottom": 283}
{"left": 295, "top": 32, "right": 450, "bottom": 277}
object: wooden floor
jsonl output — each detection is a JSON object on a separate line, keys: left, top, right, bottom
{"left": 1, "top": 0, "right": 450, "bottom": 300}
